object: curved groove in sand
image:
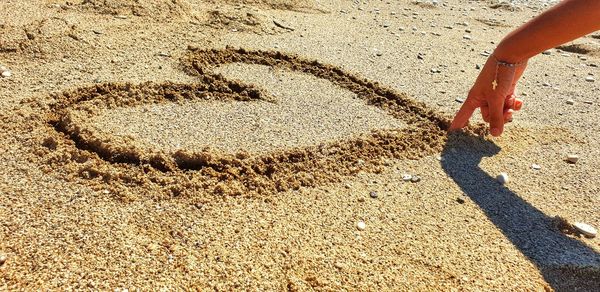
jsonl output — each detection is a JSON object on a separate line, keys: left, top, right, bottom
{"left": 39, "top": 47, "right": 485, "bottom": 196}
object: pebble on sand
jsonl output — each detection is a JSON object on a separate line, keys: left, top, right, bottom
{"left": 410, "top": 176, "right": 421, "bottom": 183}
{"left": 573, "top": 222, "right": 597, "bottom": 238}
{"left": 497, "top": 172, "right": 509, "bottom": 184}
{"left": 586, "top": 76, "right": 595, "bottom": 82}
{"left": 0, "top": 255, "right": 6, "bottom": 266}
{"left": 1, "top": 70, "right": 11, "bottom": 78}
{"left": 402, "top": 174, "right": 412, "bottom": 181}
{"left": 566, "top": 99, "right": 575, "bottom": 105}
{"left": 531, "top": 164, "right": 541, "bottom": 170}
{"left": 567, "top": 154, "right": 579, "bottom": 164}
{"left": 369, "top": 191, "right": 378, "bottom": 199}
{"left": 356, "top": 221, "right": 366, "bottom": 231}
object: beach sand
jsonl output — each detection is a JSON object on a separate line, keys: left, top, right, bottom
{"left": 0, "top": 0, "right": 598, "bottom": 290}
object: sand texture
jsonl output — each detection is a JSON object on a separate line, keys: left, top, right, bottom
{"left": 0, "top": 0, "right": 599, "bottom": 291}
{"left": 90, "top": 62, "right": 405, "bottom": 154}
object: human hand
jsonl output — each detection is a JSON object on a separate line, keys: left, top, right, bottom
{"left": 450, "top": 56, "right": 527, "bottom": 136}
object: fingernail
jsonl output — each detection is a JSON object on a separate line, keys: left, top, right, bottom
{"left": 491, "top": 127, "right": 502, "bottom": 136}
{"left": 514, "top": 100, "right": 523, "bottom": 110}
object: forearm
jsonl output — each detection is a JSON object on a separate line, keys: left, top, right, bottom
{"left": 494, "top": 0, "right": 600, "bottom": 63}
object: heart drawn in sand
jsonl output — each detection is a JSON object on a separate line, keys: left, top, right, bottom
{"left": 37, "top": 48, "right": 472, "bottom": 197}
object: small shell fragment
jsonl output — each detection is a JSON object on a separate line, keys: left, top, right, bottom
{"left": 497, "top": 172, "right": 509, "bottom": 184}
{"left": 356, "top": 221, "right": 366, "bottom": 231}
{"left": 369, "top": 191, "right": 378, "bottom": 199}
{"left": 573, "top": 222, "right": 597, "bottom": 238}
{"left": 531, "top": 164, "right": 541, "bottom": 170}
{"left": 1, "top": 70, "right": 11, "bottom": 78}
{"left": 567, "top": 155, "right": 579, "bottom": 164}
{"left": 402, "top": 174, "right": 412, "bottom": 181}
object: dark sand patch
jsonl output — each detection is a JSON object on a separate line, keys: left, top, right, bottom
{"left": 76, "top": 0, "right": 191, "bottom": 18}
{"left": 203, "top": 0, "right": 325, "bottom": 13}
{"left": 557, "top": 42, "right": 600, "bottom": 57}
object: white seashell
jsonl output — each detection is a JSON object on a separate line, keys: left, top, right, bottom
{"left": 356, "top": 221, "right": 366, "bottom": 231}
{"left": 573, "top": 222, "right": 597, "bottom": 238}
{"left": 497, "top": 172, "right": 509, "bottom": 184}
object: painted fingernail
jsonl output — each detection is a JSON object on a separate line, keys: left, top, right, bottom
{"left": 514, "top": 99, "right": 523, "bottom": 111}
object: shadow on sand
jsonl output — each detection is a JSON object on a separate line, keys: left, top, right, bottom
{"left": 441, "top": 133, "right": 600, "bottom": 291}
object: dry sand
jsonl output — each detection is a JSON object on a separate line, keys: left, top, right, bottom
{"left": 89, "top": 63, "right": 405, "bottom": 154}
{"left": 0, "top": 0, "right": 599, "bottom": 290}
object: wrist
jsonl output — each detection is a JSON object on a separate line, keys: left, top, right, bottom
{"left": 493, "top": 40, "right": 529, "bottom": 64}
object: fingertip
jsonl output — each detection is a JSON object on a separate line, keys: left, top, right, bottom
{"left": 449, "top": 120, "right": 465, "bottom": 131}
{"left": 491, "top": 127, "right": 503, "bottom": 137}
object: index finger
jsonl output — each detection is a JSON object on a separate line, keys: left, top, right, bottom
{"left": 449, "top": 98, "right": 479, "bottom": 131}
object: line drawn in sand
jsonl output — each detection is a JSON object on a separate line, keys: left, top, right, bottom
{"left": 32, "top": 47, "right": 484, "bottom": 199}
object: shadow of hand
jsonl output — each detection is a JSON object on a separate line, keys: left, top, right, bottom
{"left": 441, "top": 133, "right": 600, "bottom": 290}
